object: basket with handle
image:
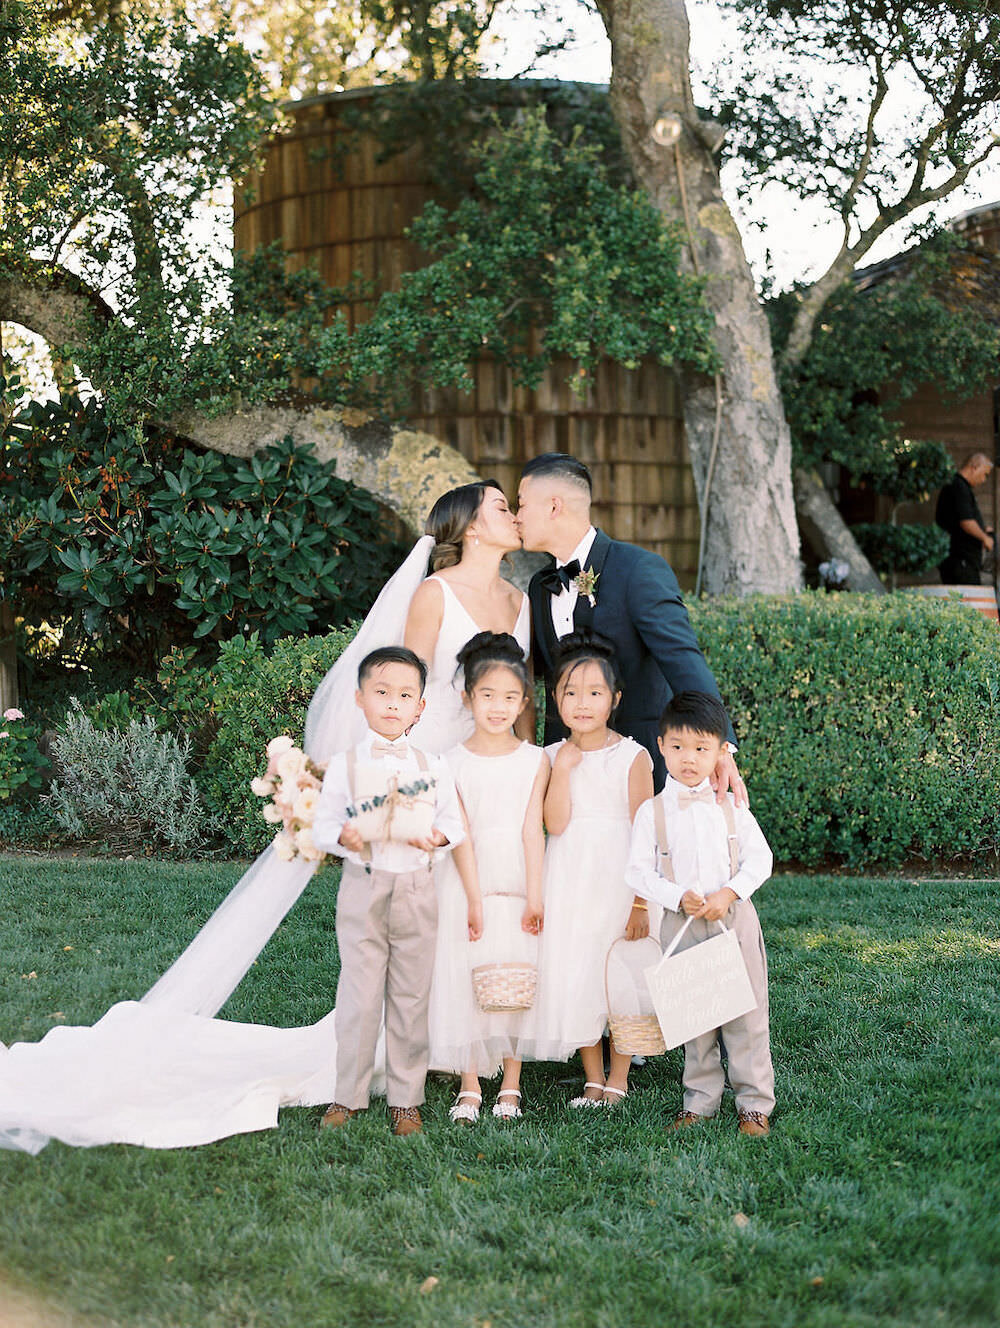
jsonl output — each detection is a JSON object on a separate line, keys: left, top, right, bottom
{"left": 604, "top": 935, "right": 667, "bottom": 1056}
{"left": 471, "top": 894, "right": 538, "bottom": 1012}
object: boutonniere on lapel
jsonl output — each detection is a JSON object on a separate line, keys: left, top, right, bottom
{"left": 574, "top": 568, "right": 599, "bottom": 607}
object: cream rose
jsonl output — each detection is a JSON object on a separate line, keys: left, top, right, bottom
{"left": 276, "top": 749, "right": 306, "bottom": 782}
{"left": 292, "top": 787, "right": 320, "bottom": 822}
{"left": 273, "top": 832, "right": 296, "bottom": 861}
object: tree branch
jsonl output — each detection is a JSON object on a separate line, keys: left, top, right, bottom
{"left": 0, "top": 258, "right": 479, "bottom": 536}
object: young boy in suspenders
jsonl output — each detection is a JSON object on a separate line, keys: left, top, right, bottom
{"left": 625, "top": 692, "right": 777, "bottom": 1135}
{"left": 312, "top": 647, "right": 468, "bottom": 1137}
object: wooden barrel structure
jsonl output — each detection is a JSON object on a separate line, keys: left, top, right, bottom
{"left": 912, "top": 583, "right": 999, "bottom": 623}
{"left": 233, "top": 82, "right": 700, "bottom": 583}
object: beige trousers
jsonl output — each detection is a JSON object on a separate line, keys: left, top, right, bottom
{"left": 659, "top": 900, "right": 775, "bottom": 1117}
{"left": 334, "top": 860, "right": 438, "bottom": 1109}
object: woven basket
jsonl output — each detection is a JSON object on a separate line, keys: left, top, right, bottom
{"left": 607, "top": 1011, "right": 667, "bottom": 1056}
{"left": 472, "top": 962, "right": 537, "bottom": 1013}
{"left": 604, "top": 935, "right": 666, "bottom": 1056}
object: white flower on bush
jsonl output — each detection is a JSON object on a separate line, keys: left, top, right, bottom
{"left": 266, "top": 734, "right": 295, "bottom": 761}
{"left": 3, "top": 708, "right": 24, "bottom": 722}
{"left": 292, "top": 786, "right": 320, "bottom": 822}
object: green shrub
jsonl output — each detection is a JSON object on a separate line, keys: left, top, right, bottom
{"left": 45, "top": 701, "right": 209, "bottom": 853}
{"left": 197, "top": 625, "right": 358, "bottom": 854}
{"left": 0, "top": 706, "right": 50, "bottom": 802}
{"left": 1, "top": 394, "right": 403, "bottom": 671}
{"left": 851, "top": 522, "right": 950, "bottom": 575}
{"left": 688, "top": 591, "right": 1000, "bottom": 867}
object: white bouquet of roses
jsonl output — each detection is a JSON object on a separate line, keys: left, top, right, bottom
{"left": 251, "top": 735, "right": 328, "bottom": 863}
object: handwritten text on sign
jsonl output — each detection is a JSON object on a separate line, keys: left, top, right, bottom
{"left": 644, "top": 930, "right": 756, "bottom": 1050}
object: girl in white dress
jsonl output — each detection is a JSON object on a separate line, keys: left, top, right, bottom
{"left": 527, "top": 631, "right": 655, "bottom": 1107}
{"left": 428, "top": 632, "right": 548, "bottom": 1124}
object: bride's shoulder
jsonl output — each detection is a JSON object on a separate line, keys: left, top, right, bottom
{"left": 407, "top": 575, "right": 446, "bottom": 616}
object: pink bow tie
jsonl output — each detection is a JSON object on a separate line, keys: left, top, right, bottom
{"left": 677, "top": 787, "right": 715, "bottom": 810}
{"left": 372, "top": 740, "right": 408, "bottom": 760}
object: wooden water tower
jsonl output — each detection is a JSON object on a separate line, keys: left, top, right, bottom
{"left": 233, "top": 82, "right": 700, "bottom": 581}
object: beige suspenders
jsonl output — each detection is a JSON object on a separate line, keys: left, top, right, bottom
{"left": 652, "top": 792, "right": 740, "bottom": 885}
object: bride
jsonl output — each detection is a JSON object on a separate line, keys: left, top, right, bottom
{"left": 0, "top": 479, "right": 529, "bottom": 1153}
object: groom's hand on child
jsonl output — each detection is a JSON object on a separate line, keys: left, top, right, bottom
{"left": 711, "top": 749, "right": 747, "bottom": 808}
{"left": 338, "top": 824, "right": 365, "bottom": 853}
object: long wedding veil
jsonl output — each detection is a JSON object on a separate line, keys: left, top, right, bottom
{"left": 140, "top": 535, "right": 436, "bottom": 1018}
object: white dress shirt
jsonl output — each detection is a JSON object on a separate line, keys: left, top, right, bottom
{"left": 312, "top": 729, "right": 465, "bottom": 874}
{"left": 625, "top": 775, "right": 773, "bottom": 914}
{"left": 551, "top": 525, "right": 598, "bottom": 640}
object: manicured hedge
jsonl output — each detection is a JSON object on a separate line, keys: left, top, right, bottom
{"left": 194, "top": 626, "right": 357, "bottom": 855}
{"left": 688, "top": 591, "right": 1000, "bottom": 867}
{"left": 34, "top": 590, "right": 997, "bottom": 868}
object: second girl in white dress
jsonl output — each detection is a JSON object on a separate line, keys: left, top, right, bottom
{"left": 427, "top": 632, "right": 548, "bottom": 1123}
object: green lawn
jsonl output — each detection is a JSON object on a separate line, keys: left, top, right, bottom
{"left": 1, "top": 856, "right": 998, "bottom": 1328}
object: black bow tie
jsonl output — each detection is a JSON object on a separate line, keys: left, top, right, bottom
{"left": 538, "top": 559, "right": 581, "bottom": 597}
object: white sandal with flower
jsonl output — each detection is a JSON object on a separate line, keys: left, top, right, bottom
{"left": 603, "top": 1085, "right": 628, "bottom": 1107}
{"left": 491, "top": 1089, "right": 523, "bottom": 1121}
{"left": 569, "top": 1082, "right": 607, "bottom": 1109}
{"left": 449, "top": 1091, "right": 482, "bottom": 1126}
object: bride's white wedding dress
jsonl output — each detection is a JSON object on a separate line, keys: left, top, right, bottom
{"left": 0, "top": 541, "right": 529, "bottom": 1153}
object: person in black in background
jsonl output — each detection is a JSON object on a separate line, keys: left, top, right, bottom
{"left": 935, "top": 452, "right": 994, "bottom": 585}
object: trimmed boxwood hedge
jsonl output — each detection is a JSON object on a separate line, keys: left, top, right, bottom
{"left": 195, "top": 591, "right": 1000, "bottom": 866}
{"left": 688, "top": 591, "right": 1000, "bottom": 867}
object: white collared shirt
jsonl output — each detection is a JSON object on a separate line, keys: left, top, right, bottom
{"left": 550, "top": 525, "right": 598, "bottom": 640}
{"left": 312, "top": 728, "right": 465, "bottom": 874}
{"left": 625, "top": 775, "right": 772, "bottom": 913}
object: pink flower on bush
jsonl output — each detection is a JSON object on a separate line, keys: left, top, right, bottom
{"left": 3, "top": 709, "right": 23, "bottom": 722}
{"left": 0, "top": 731, "right": 8, "bottom": 740}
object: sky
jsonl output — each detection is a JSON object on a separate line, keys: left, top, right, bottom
{"left": 485, "top": 0, "right": 1000, "bottom": 292}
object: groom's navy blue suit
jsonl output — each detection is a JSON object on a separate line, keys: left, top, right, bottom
{"left": 528, "top": 529, "right": 735, "bottom": 791}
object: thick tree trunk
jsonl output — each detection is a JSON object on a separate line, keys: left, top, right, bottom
{"left": 0, "top": 601, "right": 16, "bottom": 713}
{"left": 793, "top": 468, "right": 885, "bottom": 594}
{"left": 598, "top": 0, "right": 801, "bottom": 595}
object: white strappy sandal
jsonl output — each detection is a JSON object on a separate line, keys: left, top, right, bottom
{"left": 569, "top": 1082, "right": 607, "bottom": 1109}
{"left": 603, "top": 1085, "right": 628, "bottom": 1107}
{"left": 449, "top": 1091, "right": 482, "bottom": 1125}
{"left": 491, "top": 1089, "right": 523, "bottom": 1121}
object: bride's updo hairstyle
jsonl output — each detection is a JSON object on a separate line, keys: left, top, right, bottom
{"left": 457, "top": 631, "right": 530, "bottom": 696}
{"left": 553, "top": 629, "right": 623, "bottom": 698}
{"left": 426, "top": 480, "right": 505, "bottom": 572}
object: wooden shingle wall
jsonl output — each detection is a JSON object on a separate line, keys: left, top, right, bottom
{"left": 234, "top": 88, "right": 699, "bottom": 583}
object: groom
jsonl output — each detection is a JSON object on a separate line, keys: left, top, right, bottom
{"left": 516, "top": 452, "right": 743, "bottom": 799}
